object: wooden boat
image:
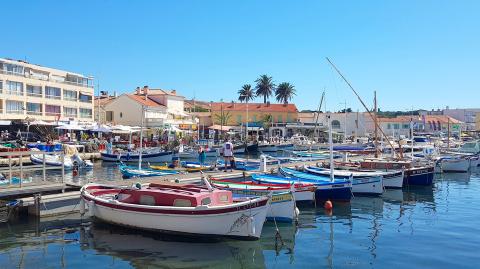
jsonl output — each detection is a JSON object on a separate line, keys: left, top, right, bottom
{"left": 101, "top": 149, "right": 173, "bottom": 163}
{"left": 119, "top": 164, "right": 179, "bottom": 179}
{"left": 439, "top": 156, "right": 470, "bottom": 173}
{"left": 253, "top": 169, "right": 352, "bottom": 202}
{"left": 214, "top": 176, "right": 316, "bottom": 202}
{"left": 182, "top": 161, "right": 213, "bottom": 172}
{"left": 321, "top": 162, "right": 404, "bottom": 188}
{"left": 359, "top": 159, "right": 434, "bottom": 186}
{"left": 209, "top": 178, "right": 299, "bottom": 222}
{"left": 303, "top": 166, "right": 383, "bottom": 195}
{"left": 80, "top": 182, "right": 270, "bottom": 240}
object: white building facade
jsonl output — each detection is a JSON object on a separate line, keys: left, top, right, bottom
{"left": 0, "top": 58, "right": 94, "bottom": 122}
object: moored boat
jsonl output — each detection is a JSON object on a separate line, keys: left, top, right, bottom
{"left": 209, "top": 178, "right": 299, "bottom": 222}
{"left": 440, "top": 157, "right": 470, "bottom": 173}
{"left": 119, "top": 164, "right": 179, "bottom": 178}
{"left": 302, "top": 166, "right": 384, "bottom": 195}
{"left": 101, "top": 149, "right": 173, "bottom": 163}
{"left": 80, "top": 182, "right": 270, "bottom": 240}
{"left": 359, "top": 159, "right": 434, "bottom": 186}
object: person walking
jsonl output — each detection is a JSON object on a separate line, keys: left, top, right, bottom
{"left": 198, "top": 146, "right": 206, "bottom": 167}
{"left": 222, "top": 139, "right": 234, "bottom": 172}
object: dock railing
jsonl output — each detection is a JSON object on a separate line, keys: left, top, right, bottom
{"left": 0, "top": 150, "right": 65, "bottom": 189}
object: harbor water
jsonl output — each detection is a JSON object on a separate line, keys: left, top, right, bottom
{"left": 1, "top": 163, "right": 479, "bottom": 268}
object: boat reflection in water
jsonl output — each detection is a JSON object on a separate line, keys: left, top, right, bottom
{"left": 79, "top": 221, "right": 298, "bottom": 269}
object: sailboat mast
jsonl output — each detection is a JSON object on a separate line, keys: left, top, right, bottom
{"left": 374, "top": 91, "right": 378, "bottom": 158}
{"left": 328, "top": 114, "right": 334, "bottom": 182}
{"left": 138, "top": 105, "right": 145, "bottom": 170}
{"left": 313, "top": 91, "right": 325, "bottom": 142}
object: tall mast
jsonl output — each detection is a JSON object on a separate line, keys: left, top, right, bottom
{"left": 312, "top": 91, "right": 325, "bottom": 142}
{"left": 374, "top": 91, "right": 378, "bottom": 158}
{"left": 328, "top": 114, "right": 334, "bottom": 182}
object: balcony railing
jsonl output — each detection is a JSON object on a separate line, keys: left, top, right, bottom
{"left": 64, "top": 97, "right": 78, "bottom": 102}
{"left": 1, "top": 69, "right": 94, "bottom": 88}
{"left": 27, "top": 110, "right": 43, "bottom": 116}
{"left": 6, "top": 110, "right": 24, "bottom": 115}
{"left": 45, "top": 95, "right": 61, "bottom": 100}
{"left": 45, "top": 112, "right": 61, "bottom": 117}
{"left": 5, "top": 90, "right": 24, "bottom": 96}
{"left": 80, "top": 113, "right": 92, "bottom": 118}
{"left": 64, "top": 113, "right": 78, "bottom": 118}
{"left": 27, "top": 92, "right": 43, "bottom": 98}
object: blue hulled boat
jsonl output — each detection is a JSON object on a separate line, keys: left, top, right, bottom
{"left": 119, "top": 164, "right": 179, "bottom": 179}
{"left": 252, "top": 169, "right": 352, "bottom": 202}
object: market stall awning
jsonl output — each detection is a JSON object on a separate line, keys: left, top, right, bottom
{"left": 0, "top": 120, "right": 12, "bottom": 126}
{"left": 55, "top": 124, "right": 85, "bottom": 130}
{"left": 90, "top": 124, "right": 112, "bottom": 133}
{"left": 208, "top": 125, "right": 235, "bottom": 131}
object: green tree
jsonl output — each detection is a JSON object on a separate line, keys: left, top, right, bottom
{"left": 275, "top": 82, "right": 296, "bottom": 104}
{"left": 255, "top": 75, "right": 275, "bottom": 104}
{"left": 238, "top": 84, "right": 255, "bottom": 103}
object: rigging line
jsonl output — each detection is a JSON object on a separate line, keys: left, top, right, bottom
{"left": 325, "top": 57, "right": 397, "bottom": 153}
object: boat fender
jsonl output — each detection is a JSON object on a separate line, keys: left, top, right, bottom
{"left": 79, "top": 198, "right": 85, "bottom": 215}
{"left": 134, "top": 182, "right": 142, "bottom": 189}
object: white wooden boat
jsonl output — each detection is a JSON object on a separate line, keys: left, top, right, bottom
{"left": 303, "top": 166, "right": 384, "bottom": 195}
{"left": 30, "top": 149, "right": 73, "bottom": 169}
{"left": 210, "top": 178, "right": 300, "bottom": 222}
{"left": 80, "top": 182, "right": 269, "bottom": 240}
{"left": 440, "top": 157, "right": 470, "bottom": 173}
{"left": 101, "top": 149, "right": 173, "bottom": 163}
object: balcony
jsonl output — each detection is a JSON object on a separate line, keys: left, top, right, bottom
{"left": 6, "top": 110, "right": 24, "bottom": 115}
{"left": 6, "top": 90, "right": 23, "bottom": 96}
{"left": 0, "top": 69, "right": 24, "bottom": 77}
{"left": 45, "top": 112, "right": 61, "bottom": 117}
{"left": 1, "top": 69, "right": 94, "bottom": 88}
{"left": 27, "top": 92, "right": 43, "bottom": 98}
{"left": 45, "top": 95, "right": 61, "bottom": 100}
{"left": 64, "top": 97, "right": 78, "bottom": 102}
{"left": 27, "top": 110, "right": 43, "bottom": 116}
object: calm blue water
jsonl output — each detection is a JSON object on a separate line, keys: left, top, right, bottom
{"left": 1, "top": 164, "right": 479, "bottom": 268}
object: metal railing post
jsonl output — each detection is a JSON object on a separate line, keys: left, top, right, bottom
{"left": 8, "top": 155, "right": 12, "bottom": 184}
{"left": 43, "top": 152, "right": 46, "bottom": 182}
{"left": 19, "top": 152, "right": 23, "bottom": 188}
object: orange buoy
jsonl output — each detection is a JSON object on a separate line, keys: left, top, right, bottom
{"left": 324, "top": 200, "right": 333, "bottom": 210}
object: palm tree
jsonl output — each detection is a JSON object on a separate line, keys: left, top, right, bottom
{"left": 275, "top": 82, "right": 296, "bottom": 104}
{"left": 255, "top": 75, "right": 275, "bottom": 104}
{"left": 238, "top": 84, "right": 255, "bottom": 103}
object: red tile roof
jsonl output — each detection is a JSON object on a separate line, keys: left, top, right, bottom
{"left": 126, "top": 94, "right": 166, "bottom": 107}
{"left": 378, "top": 115, "right": 463, "bottom": 124}
{"left": 423, "top": 115, "right": 462, "bottom": 124}
{"left": 210, "top": 102, "right": 298, "bottom": 113}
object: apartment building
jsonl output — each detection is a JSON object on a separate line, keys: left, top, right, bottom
{"left": 0, "top": 58, "right": 94, "bottom": 122}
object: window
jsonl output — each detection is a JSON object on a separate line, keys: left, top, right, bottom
{"left": 63, "top": 90, "right": 77, "bottom": 101}
{"left": 26, "top": 85, "right": 42, "bottom": 97}
{"left": 45, "top": 86, "right": 61, "bottom": 99}
{"left": 331, "top": 120, "right": 340, "bottom": 129}
{"left": 45, "top": 105, "right": 61, "bottom": 116}
{"left": 80, "top": 108, "right": 92, "bottom": 118}
{"left": 119, "top": 112, "right": 123, "bottom": 118}
{"left": 402, "top": 124, "right": 410, "bottom": 129}
{"left": 63, "top": 107, "right": 77, "bottom": 117}
{"left": 286, "top": 113, "right": 291, "bottom": 122}
{"left": 393, "top": 124, "right": 400, "bottom": 129}
{"left": 139, "top": 195, "right": 156, "bottom": 206}
{"left": 387, "top": 123, "right": 391, "bottom": 129}
{"left": 252, "top": 115, "right": 257, "bottom": 122}
{"left": 0, "top": 80, "right": 3, "bottom": 93}
{"left": 201, "top": 197, "right": 211, "bottom": 205}
{"left": 278, "top": 115, "right": 283, "bottom": 123}
{"left": 106, "top": 111, "right": 114, "bottom": 122}
{"left": 236, "top": 115, "right": 242, "bottom": 124}
{"left": 79, "top": 93, "right": 92, "bottom": 103}
{"left": 6, "top": 101, "right": 24, "bottom": 114}
{"left": 173, "top": 199, "right": 192, "bottom": 207}
{"left": 6, "top": 81, "right": 23, "bottom": 95}
{"left": 26, "top": 103, "right": 42, "bottom": 115}
{"left": 3, "top": 63, "right": 24, "bottom": 75}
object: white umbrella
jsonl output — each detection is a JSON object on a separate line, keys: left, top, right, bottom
{"left": 55, "top": 124, "right": 85, "bottom": 131}
{"left": 90, "top": 124, "right": 112, "bottom": 133}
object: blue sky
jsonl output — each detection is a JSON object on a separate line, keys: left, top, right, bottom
{"left": 2, "top": 0, "right": 479, "bottom": 112}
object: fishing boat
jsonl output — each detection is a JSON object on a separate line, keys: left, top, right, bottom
{"left": 101, "top": 149, "right": 174, "bottom": 163}
{"left": 119, "top": 164, "right": 179, "bottom": 179}
{"left": 257, "top": 143, "right": 278, "bottom": 153}
{"left": 302, "top": 166, "right": 383, "bottom": 195}
{"left": 80, "top": 181, "right": 270, "bottom": 240}
{"left": 324, "top": 162, "right": 404, "bottom": 188}
{"left": 254, "top": 169, "right": 352, "bottom": 201}
{"left": 209, "top": 178, "right": 299, "bottom": 222}
{"left": 249, "top": 174, "right": 316, "bottom": 202}
{"left": 439, "top": 156, "right": 470, "bottom": 173}
{"left": 359, "top": 159, "right": 434, "bottom": 186}
{"left": 30, "top": 149, "right": 73, "bottom": 169}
